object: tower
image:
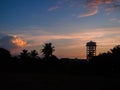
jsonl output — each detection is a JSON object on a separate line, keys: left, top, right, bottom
{"left": 86, "top": 41, "right": 96, "bottom": 60}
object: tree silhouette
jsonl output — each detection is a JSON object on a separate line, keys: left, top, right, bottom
{"left": 0, "top": 48, "right": 11, "bottom": 58}
{"left": 19, "top": 49, "right": 30, "bottom": 59}
{"left": 30, "top": 50, "right": 38, "bottom": 59}
{"left": 110, "top": 45, "right": 120, "bottom": 55}
{"left": 0, "top": 48, "right": 11, "bottom": 64}
{"left": 110, "top": 45, "right": 120, "bottom": 71}
{"left": 90, "top": 45, "right": 120, "bottom": 72}
{"left": 41, "top": 43, "right": 55, "bottom": 58}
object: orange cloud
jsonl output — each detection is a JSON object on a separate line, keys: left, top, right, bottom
{"left": 0, "top": 35, "right": 26, "bottom": 54}
{"left": 11, "top": 35, "right": 26, "bottom": 47}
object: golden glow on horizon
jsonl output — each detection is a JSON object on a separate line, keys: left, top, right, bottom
{"left": 10, "top": 27, "right": 120, "bottom": 59}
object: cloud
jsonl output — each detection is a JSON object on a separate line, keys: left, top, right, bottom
{"left": 2, "top": 27, "right": 120, "bottom": 58}
{"left": 106, "top": 6, "right": 114, "bottom": 12}
{"left": 109, "top": 18, "right": 120, "bottom": 23}
{"left": 21, "top": 27, "right": 120, "bottom": 48}
{"left": 24, "top": 31, "right": 104, "bottom": 46}
{"left": 106, "top": 4, "right": 120, "bottom": 13}
{"left": 0, "top": 35, "right": 26, "bottom": 54}
{"left": 78, "top": 0, "right": 120, "bottom": 17}
{"left": 78, "top": 6, "right": 98, "bottom": 17}
{"left": 48, "top": 5, "right": 59, "bottom": 11}
{"left": 21, "top": 27, "right": 120, "bottom": 58}
{"left": 105, "top": 0, "right": 114, "bottom": 4}
{"left": 48, "top": 0, "right": 119, "bottom": 17}
{"left": 85, "top": 0, "right": 117, "bottom": 6}
{"left": 78, "top": 0, "right": 101, "bottom": 17}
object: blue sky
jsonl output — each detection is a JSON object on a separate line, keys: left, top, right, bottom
{"left": 0, "top": 0, "right": 120, "bottom": 58}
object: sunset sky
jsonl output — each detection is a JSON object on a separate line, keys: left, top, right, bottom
{"left": 0, "top": 0, "right": 120, "bottom": 59}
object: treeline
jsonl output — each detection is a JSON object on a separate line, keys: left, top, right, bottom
{"left": 90, "top": 45, "right": 120, "bottom": 72}
{"left": 0, "top": 43, "right": 120, "bottom": 73}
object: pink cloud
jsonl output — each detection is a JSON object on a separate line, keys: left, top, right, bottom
{"left": 78, "top": 6, "right": 98, "bottom": 17}
{"left": 14, "top": 27, "right": 120, "bottom": 58}
{"left": 79, "top": 0, "right": 119, "bottom": 17}
{"left": 105, "top": 0, "right": 114, "bottom": 4}
{"left": 21, "top": 27, "right": 120, "bottom": 45}
{"left": 86, "top": 0, "right": 115, "bottom": 6}
{"left": 86, "top": 0, "right": 103, "bottom": 6}
{"left": 78, "top": 0, "right": 102, "bottom": 17}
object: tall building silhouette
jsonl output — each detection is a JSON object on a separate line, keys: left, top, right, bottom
{"left": 86, "top": 41, "right": 96, "bottom": 60}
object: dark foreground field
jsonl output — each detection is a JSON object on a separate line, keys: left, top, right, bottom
{"left": 0, "top": 72, "right": 120, "bottom": 90}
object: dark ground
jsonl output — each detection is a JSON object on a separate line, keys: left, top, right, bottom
{"left": 0, "top": 72, "right": 120, "bottom": 90}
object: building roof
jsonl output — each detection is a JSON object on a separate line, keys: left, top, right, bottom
{"left": 86, "top": 41, "right": 96, "bottom": 46}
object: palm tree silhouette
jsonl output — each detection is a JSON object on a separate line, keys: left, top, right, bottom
{"left": 30, "top": 50, "right": 38, "bottom": 59}
{"left": 41, "top": 43, "right": 55, "bottom": 58}
{"left": 19, "top": 49, "right": 30, "bottom": 59}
